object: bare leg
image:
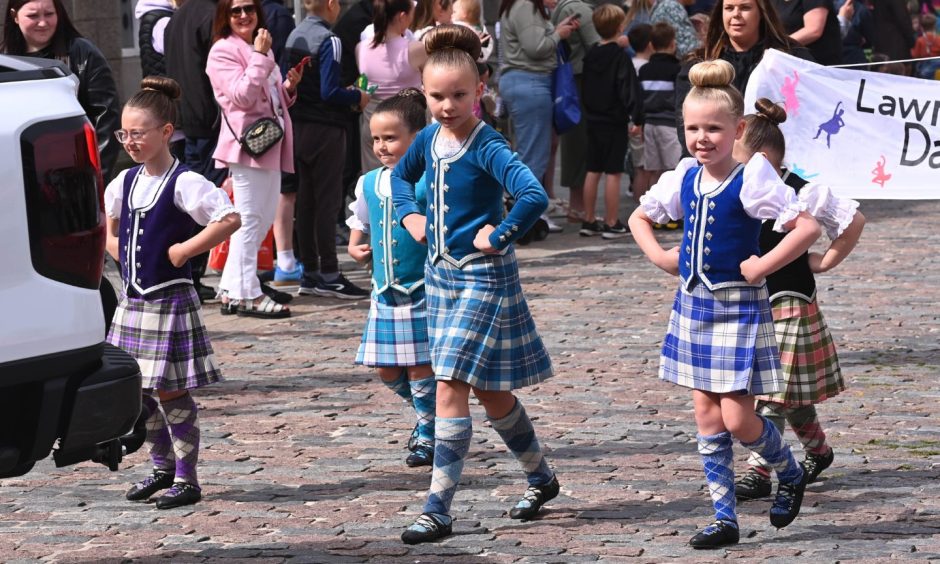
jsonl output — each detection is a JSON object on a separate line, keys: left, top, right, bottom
{"left": 603, "top": 173, "right": 622, "bottom": 226}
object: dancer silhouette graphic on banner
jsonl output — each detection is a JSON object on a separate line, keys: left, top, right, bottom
{"left": 813, "top": 102, "right": 845, "bottom": 148}
{"left": 871, "top": 155, "right": 891, "bottom": 187}
{"left": 781, "top": 71, "right": 800, "bottom": 117}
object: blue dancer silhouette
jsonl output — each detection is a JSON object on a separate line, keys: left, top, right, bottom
{"left": 813, "top": 102, "right": 845, "bottom": 148}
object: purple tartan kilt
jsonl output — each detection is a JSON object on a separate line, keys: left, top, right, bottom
{"left": 659, "top": 282, "right": 782, "bottom": 395}
{"left": 107, "top": 284, "right": 222, "bottom": 391}
{"left": 355, "top": 286, "right": 432, "bottom": 367}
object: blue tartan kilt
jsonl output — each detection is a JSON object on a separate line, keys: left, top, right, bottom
{"left": 355, "top": 286, "right": 431, "bottom": 367}
{"left": 660, "top": 282, "right": 782, "bottom": 395}
{"left": 425, "top": 250, "right": 553, "bottom": 391}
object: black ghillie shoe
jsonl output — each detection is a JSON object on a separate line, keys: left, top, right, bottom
{"left": 689, "top": 520, "right": 740, "bottom": 549}
{"left": 407, "top": 422, "right": 419, "bottom": 452}
{"left": 509, "top": 475, "right": 560, "bottom": 520}
{"left": 405, "top": 444, "right": 434, "bottom": 468}
{"left": 401, "top": 512, "right": 452, "bottom": 544}
{"left": 155, "top": 482, "right": 202, "bottom": 509}
{"left": 803, "top": 447, "right": 834, "bottom": 483}
{"left": 735, "top": 469, "right": 772, "bottom": 501}
{"left": 126, "top": 470, "right": 174, "bottom": 501}
{"left": 770, "top": 463, "right": 808, "bottom": 528}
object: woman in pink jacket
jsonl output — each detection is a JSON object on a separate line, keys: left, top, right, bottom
{"left": 207, "top": 0, "right": 300, "bottom": 318}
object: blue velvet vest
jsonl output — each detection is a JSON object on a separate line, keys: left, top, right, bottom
{"left": 678, "top": 163, "right": 763, "bottom": 291}
{"left": 363, "top": 167, "right": 428, "bottom": 295}
{"left": 118, "top": 160, "right": 198, "bottom": 296}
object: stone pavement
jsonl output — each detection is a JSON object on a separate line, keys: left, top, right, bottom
{"left": 2, "top": 199, "right": 939, "bottom": 563}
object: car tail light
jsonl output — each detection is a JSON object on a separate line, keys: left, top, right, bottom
{"left": 20, "top": 116, "right": 105, "bottom": 289}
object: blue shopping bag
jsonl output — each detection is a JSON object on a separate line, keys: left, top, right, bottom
{"left": 551, "top": 42, "right": 581, "bottom": 134}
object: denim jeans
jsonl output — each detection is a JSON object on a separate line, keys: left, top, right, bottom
{"left": 499, "top": 70, "right": 553, "bottom": 182}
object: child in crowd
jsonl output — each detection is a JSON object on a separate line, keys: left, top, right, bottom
{"left": 628, "top": 60, "right": 820, "bottom": 549}
{"left": 347, "top": 89, "right": 436, "bottom": 468}
{"left": 580, "top": 4, "right": 641, "bottom": 239}
{"left": 638, "top": 23, "right": 682, "bottom": 191}
{"left": 912, "top": 13, "right": 940, "bottom": 78}
{"left": 392, "top": 25, "right": 557, "bottom": 544}
{"left": 730, "top": 98, "right": 866, "bottom": 501}
{"left": 627, "top": 23, "right": 654, "bottom": 202}
{"left": 453, "top": 0, "right": 493, "bottom": 60}
{"left": 105, "top": 77, "right": 241, "bottom": 509}
{"left": 283, "top": 0, "right": 370, "bottom": 299}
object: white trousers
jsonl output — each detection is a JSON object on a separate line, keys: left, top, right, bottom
{"left": 218, "top": 163, "right": 279, "bottom": 300}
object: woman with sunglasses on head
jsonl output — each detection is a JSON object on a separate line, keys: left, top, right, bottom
{"left": 206, "top": 0, "right": 303, "bottom": 318}
{"left": 2, "top": 0, "right": 121, "bottom": 180}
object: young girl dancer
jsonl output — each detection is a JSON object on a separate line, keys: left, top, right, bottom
{"left": 730, "top": 99, "right": 865, "bottom": 500}
{"left": 347, "top": 88, "right": 436, "bottom": 468}
{"left": 105, "top": 77, "right": 241, "bottom": 509}
{"left": 627, "top": 60, "right": 821, "bottom": 549}
{"left": 391, "top": 25, "right": 557, "bottom": 544}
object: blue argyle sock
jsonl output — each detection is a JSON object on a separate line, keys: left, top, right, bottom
{"left": 409, "top": 377, "right": 436, "bottom": 447}
{"left": 423, "top": 417, "right": 472, "bottom": 516}
{"left": 698, "top": 431, "right": 738, "bottom": 526}
{"left": 488, "top": 399, "right": 553, "bottom": 487}
{"left": 381, "top": 369, "right": 412, "bottom": 403}
{"left": 740, "top": 415, "right": 804, "bottom": 484}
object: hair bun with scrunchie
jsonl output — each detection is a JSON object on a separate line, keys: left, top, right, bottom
{"left": 395, "top": 87, "right": 428, "bottom": 110}
{"left": 754, "top": 97, "right": 787, "bottom": 125}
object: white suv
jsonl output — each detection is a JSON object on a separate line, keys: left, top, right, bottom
{"left": 0, "top": 54, "right": 143, "bottom": 477}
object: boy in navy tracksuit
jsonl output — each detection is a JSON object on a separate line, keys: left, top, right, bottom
{"left": 283, "top": 0, "right": 370, "bottom": 299}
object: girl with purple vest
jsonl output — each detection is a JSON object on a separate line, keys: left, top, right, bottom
{"left": 627, "top": 60, "right": 820, "bottom": 549}
{"left": 105, "top": 77, "right": 241, "bottom": 509}
{"left": 346, "top": 89, "right": 436, "bottom": 468}
{"left": 730, "top": 99, "right": 865, "bottom": 500}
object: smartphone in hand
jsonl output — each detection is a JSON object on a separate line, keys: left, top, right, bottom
{"left": 292, "top": 55, "right": 311, "bottom": 74}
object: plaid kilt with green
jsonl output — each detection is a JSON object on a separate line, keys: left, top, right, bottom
{"left": 107, "top": 284, "right": 222, "bottom": 391}
{"left": 755, "top": 296, "right": 844, "bottom": 406}
{"left": 425, "top": 250, "right": 553, "bottom": 391}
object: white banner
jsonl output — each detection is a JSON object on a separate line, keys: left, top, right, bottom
{"left": 744, "top": 49, "right": 940, "bottom": 199}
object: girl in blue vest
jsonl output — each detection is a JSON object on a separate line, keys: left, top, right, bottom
{"left": 391, "top": 26, "right": 557, "bottom": 544}
{"left": 730, "top": 98, "right": 865, "bottom": 501}
{"left": 627, "top": 60, "right": 822, "bottom": 549}
{"left": 346, "top": 88, "right": 436, "bottom": 468}
{"left": 105, "top": 77, "right": 241, "bottom": 509}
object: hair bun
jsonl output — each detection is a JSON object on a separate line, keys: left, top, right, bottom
{"left": 687, "top": 60, "right": 736, "bottom": 89}
{"left": 140, "top": 76, "right": 181, "bottom": 101}
{"left": 395, "top": 87, "right": 428, "bottom": 109}
{"left": 754, "top": 98, "right": 786, "bottom": 125}
{"left": 423, "top": 24, "right": 482, "bottom": 61}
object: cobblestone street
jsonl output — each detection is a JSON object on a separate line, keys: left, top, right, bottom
{"left": 2, "top": 199, "right": 939, "bottom": 563}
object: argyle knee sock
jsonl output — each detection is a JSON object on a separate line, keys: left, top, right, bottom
{"left": 746, "top": 402, "right": 786, "bottom": 477}
{"left": 161, "top": 393, "right": 200, "bottom": 486}
{"left": 785, "top": 405, "right": 829, "bottom": 456}
{"left": 698, "top": 431, "right": 737, "bottom": 525}
{"left": 409, "top": 377, "right": 436, "bottom": 447}
{"left": 423, "top": 416, "right": 472, "bottom": 516}
{"left": 381, "top": 369, "right": 413, "bottom": 403}
{"left": 487, "top": 399, "right": 553, "bottom": 487}
{"left": 143, "top": 392, "right": 174, "bottom": 472}
{"left": 740, "top": 415, "right": 804, "bottom": 484}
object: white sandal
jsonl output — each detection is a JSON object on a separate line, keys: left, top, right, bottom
{"left": 236, "top": 295, "right": 290, "bottom": 319}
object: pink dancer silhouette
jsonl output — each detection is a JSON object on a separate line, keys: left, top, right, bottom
{"left": 871, "top": 155, "right": 891, "bottom": 187}
{"left": 781, "top": 71, "right": 800, "bottom": 117}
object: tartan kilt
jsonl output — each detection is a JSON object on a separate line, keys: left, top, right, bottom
{"left": 754, "top": 296, "right": 844, "bottom": 406}
{"left": 107, "top": 284, "right": 222, "bottom": 391}
{"left": 425, "top": 250, "right": 553, "bottom": 391}
{"left": 355, "top": 287, "right": 431, "bottom": 367}
{"left": 660, "top": 282, "right": 782, "bottom": 395}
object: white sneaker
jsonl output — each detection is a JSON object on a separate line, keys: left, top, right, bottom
{"left": 542, "top": 214, "right": 564, "bottom": 233}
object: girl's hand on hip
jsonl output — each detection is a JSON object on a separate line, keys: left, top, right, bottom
{"left": 402, "top": 214, "right": 428, "bottom": 244}
{"left": 168, "top": 244, "right": 189, "bottom": 268}
{"left": 740, "top": 255, "right": 766, "bottom": 285}
{"left": 348, "top": 243, "right": 373, "bottom": 264}
{"left": 473, "top": 224, "right": 498, "bottom": 253}
{"left": 655, "top": 246, "right": 680, "bottom": 276}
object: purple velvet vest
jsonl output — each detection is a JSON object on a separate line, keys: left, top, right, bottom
{"left": 118, "top": 160, "right": 197, "bottom": 296}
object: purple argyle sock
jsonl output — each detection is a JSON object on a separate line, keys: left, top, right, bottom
{"left": 161, "top": 393, "right": 200, "bottom": 486}
{"left": 143, "top": 392, "right": 174, "bottom": 472}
